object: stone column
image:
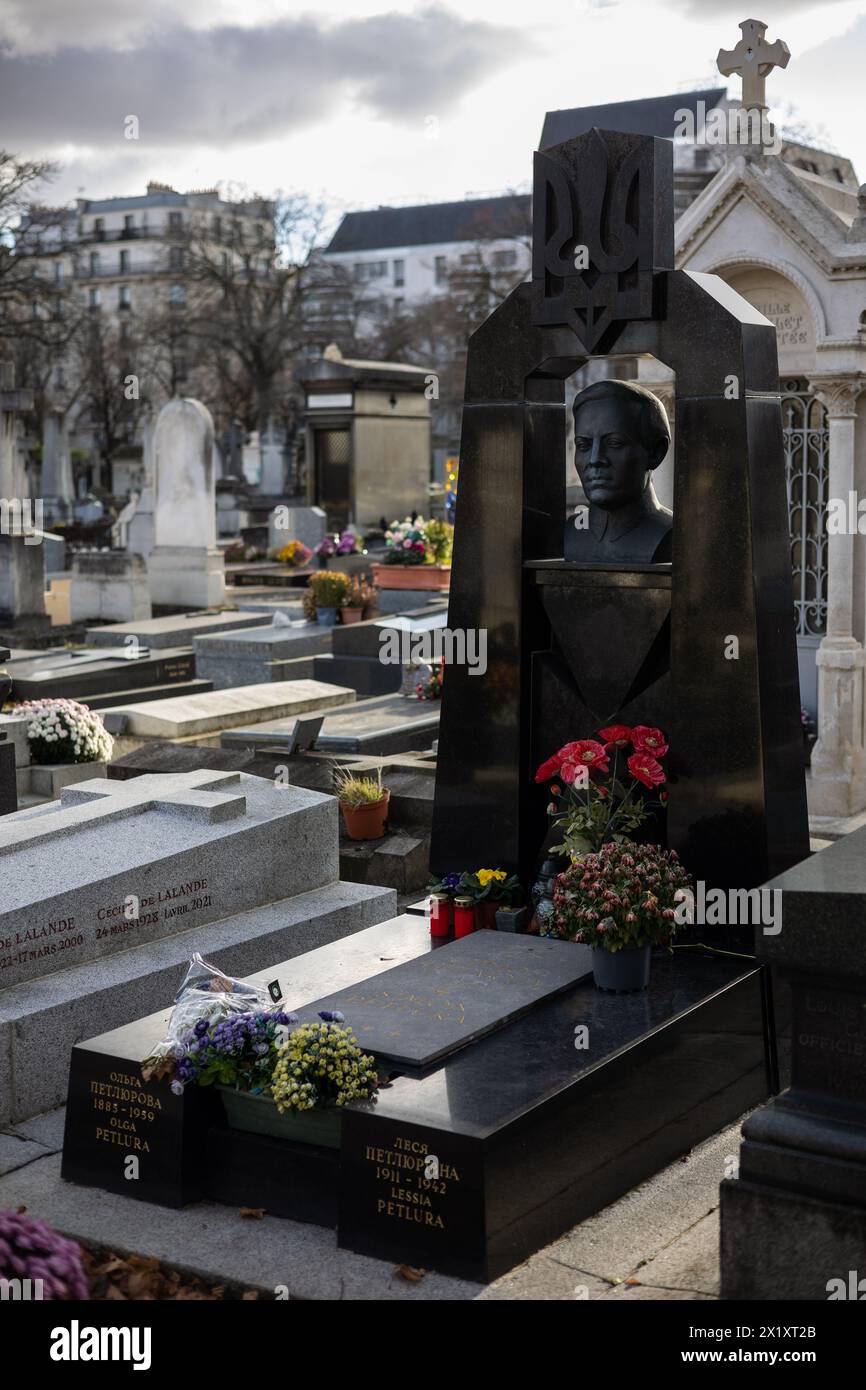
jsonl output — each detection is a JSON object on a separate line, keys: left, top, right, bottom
{"left": 808, "top": 375, "right": 866, "bottom": 818}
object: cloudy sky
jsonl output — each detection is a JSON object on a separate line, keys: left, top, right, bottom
{"left": 0, "top": 0, "right": 863, "bottom": 226}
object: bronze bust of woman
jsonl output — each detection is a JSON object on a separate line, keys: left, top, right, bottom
{"left": 565, "top": 380, "right": 673, "bottom": 563}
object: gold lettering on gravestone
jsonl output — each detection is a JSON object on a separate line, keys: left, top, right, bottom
{"left": 0, "top": 876, "right": 214, "bottom": 979}
{"left": 89, "top": 1070, "right": 163, "bottom": 1153}
{"left": 364, "top": 1135, "right": 461, "bottom": 1231}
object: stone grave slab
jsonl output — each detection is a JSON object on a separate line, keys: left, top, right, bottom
{"left": 295, "top": 931, "right": 590, "bottom": 1067}
{"left": 7, "top": 645, "right": 197, "bottom": 703}
{"left": 86, "top": 611, "right": 267, "bottom": 649}
{"left": 60, "top": 917, "right": 768, "bottom": 1279}
{"left": 0, "top": 767, "right": 396, "bottom": 1122}
{"left": 102, "top": 678, "right": 355, "bottom": 739}
{"left": 193, "top": 620, "right": 332, "bottom": 690}
{"left": 220, "top": 692, "right": 439, "bottom": 755}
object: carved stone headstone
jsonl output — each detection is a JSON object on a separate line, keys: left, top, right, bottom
{"left": 148, "top": 398, "right": 225, "bottom": 609}
{"left": 431, "top": 128, "right": 809, "bottom": 890}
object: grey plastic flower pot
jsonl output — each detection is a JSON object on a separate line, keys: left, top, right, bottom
{"left": 591, "top": 943, "right": 651, "bottom": 993}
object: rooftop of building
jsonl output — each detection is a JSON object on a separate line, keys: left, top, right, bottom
{"left": 540, "top": 87, "right": 727, "bottom": 147}
{"left": 326, "top": 193, "right": 531, "bottom": 255}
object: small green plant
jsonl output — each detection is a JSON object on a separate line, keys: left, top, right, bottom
{"left": 332, "top": 764, "right": 387, "bottom": 807}
{"left": 307, "top": 569, "right": 351, "bottom": 609}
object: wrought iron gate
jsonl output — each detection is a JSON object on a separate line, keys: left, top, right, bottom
{"left": 782, "top": 379, "right": 829, "bottom": 637}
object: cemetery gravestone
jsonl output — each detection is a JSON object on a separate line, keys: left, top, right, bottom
{"left": 721, "top": 825, "right": 866, "bottom": 1299}
{"left": 0, "top": 768, "right": 396, "bottom": 1122}
{"left": 102, "top": 678, "right": 355, "bottom": 741}
{"left": 431, "top": 127, "right": 809, "bottom": 890}
{"left": 148, "top": 398, "right": 226, "bottom": 609}
{"left": 268, "top": 505, "right": 327, "bottom": 554}
{"left": 193, "top": 619, "right": 332, "bottom": 690}
{"left": 70, "top": 551, "right": 152, "bottom": 622}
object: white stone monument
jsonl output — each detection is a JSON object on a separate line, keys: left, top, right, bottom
{"left": 126, "top": 407, "right": 157, "bottom": 559}
{"left": 41, "top": 408, "right": 76, "bottom": 524}
{"left": 148, "top": 398, "right": 225, "bottom": 609}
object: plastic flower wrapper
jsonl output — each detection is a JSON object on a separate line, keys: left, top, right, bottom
{"left": 141, "top": 953, "right": 271, "bottom": 1084}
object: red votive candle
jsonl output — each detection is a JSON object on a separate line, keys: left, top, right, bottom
{"left": 453, "top": 896, "right": 476, "bottom": 938}
{"left": 430, "top": 893, "right": 451, "bottom": 938}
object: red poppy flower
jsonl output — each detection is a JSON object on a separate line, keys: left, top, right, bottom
{"left": 534, "top": 751, "right": 562, "bottom": 783}
{"left": 598, "top": 724, "right": 632, "bottom": 750}
{"left": 659, "top": 790, "right": 669, "bottom": 805}
{"left": 628, "top": 752, "right": 665, "bottom": 789}
{"left": 631, "top": 725, "right": 669, "bottom": 757}
{"left": 563, "top": 739, "right": 610, "bottom": 776}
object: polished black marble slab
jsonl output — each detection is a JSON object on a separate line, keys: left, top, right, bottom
{"left": 337, "top": 950, "right": 768, "bottom": 1278}
{"left": 61, "top": 917, "right": 771, "bottom": 1280}
{"left": 293, "top": 932, "right": 592, "bottom": 1068}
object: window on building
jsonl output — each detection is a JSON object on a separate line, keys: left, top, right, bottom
{"left": 93, "top": 218, "right": 105, "bottom": 241}
{"left": 393, "top": 259, "right": 405, "bottom": 287}
{"left": 168, "top": 211, "right": 183, "bottom": 234}
{"left": 169, "top": 283, "right": 186, "bottom": 308}
{"left": 118, "top": 285, "right": 131, "bottom": 310}
{"left": 434, "top": 255, "right": 447, "bottom": 285}
{"left": 169, "top": 246, "right": 184, "bottom": 271}
{"left": 119, "top": 249, "right": 130, "bottom": 273}
{"left": 353, "top": 260, "right": 388, "bottom": 282}
{"left": 88, "top": 287, "right": 101, "bottom": 310}
{"left": 123, "top": 214, "right": 135, "bottom": 237}
{"left": 213, "top": 215, "right": 222, "bottom": 239}
{"left": 492, "top": 248, "right": 518, "bottom": 269}
{"left": 89, "top": 251, "right": 100, "bottom": 275}
{"left": 53, "top": 295, "right": 63, "bottom": 317}
{"left": 394, "top": 296, "right": 405, "bottom": 308}
{"left": 54, "top": 262, "right": 64, "bottom": 284}
{"left": 119, "top": 319, "right": 132, "bottom": 345}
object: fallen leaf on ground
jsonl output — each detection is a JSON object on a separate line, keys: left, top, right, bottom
{"left": 240, "top": 1207, "right": 266, "bottom": 1220}
{"left": 394, "top": 1265, "right": 426, "bottom": 1282}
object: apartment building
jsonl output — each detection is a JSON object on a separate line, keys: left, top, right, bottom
{"left": 20, "top": 182, "right": 273, "bottom": 328}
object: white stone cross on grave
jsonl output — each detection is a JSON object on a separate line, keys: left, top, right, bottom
{"left": 717, "top": 18, "right": 791, "bottom": 111}
{"left": 0, "top": 769, "right": 248, "bottom": 854}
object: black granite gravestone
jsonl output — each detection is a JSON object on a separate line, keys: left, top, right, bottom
{"left": 61, "top": 917, "right": 769, "bottom": 1279}
{"left": 721, "top": 827, "right": 866, "bottom": 1299}
{"left": 430, "top": 128, "right": 809, "bottom": 892}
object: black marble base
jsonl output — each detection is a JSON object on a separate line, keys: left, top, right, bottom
{"left": 8, "top": 646, "right": 197, "bottom": 702}
{"left": 61, "top": 920, "right": 771, "bottom": 1280}
{"left": 0, "top": 736, "right": 16, "bottom": 816}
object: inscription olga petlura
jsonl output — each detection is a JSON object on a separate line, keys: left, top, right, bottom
{"left": 366, "top": 1135, "right": 460, "bottom": 1231}
{"left": 90, "top": 1069, "right": 163, "bottom": 1155}
{"left": 0, "top": 875, "right": 213, "bottom": 977}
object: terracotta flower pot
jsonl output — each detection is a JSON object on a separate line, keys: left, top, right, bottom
{"left": 339, "top": 791, "right": 390, "bottom": 840}
{"left": 340, "top": 607, "right": 364, "bottom": 624}
{"left": 371, "top": 562, "right": 451, "bottom": 592}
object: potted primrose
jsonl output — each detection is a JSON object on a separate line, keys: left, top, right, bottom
{"left": 333, "top": 764, "right": 390, "bottom": 840}
{"left": 306, "top": 569, "right": 351, "bottom": 627}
